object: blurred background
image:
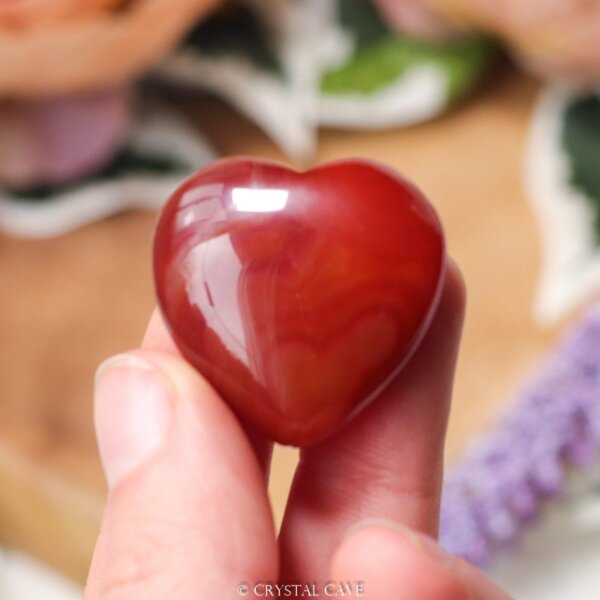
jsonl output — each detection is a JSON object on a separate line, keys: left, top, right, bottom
{"left": 1, "top": 0, "right": 600, "bottom": 598}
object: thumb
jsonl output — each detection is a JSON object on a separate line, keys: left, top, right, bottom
{"left": 330, "top": 520, "right": 513, "bottom": 600}
{"left": 85, "top": 349, "right": 277, "bottom": 599}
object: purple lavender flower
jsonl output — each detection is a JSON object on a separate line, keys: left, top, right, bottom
{"left": 440, "top": 304, "right": 600, "bottom": 568}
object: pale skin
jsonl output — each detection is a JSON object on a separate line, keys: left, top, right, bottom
{"left": 86, "top": 261, "right": 513, "bottom": 599}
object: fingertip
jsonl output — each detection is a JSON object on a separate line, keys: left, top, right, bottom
{"left": 330, "top": 523, "right": 465, "bottom": 600}
{"left": 93, "top": 348, "right": 247, "bottom": 489}
{"left": 141, "top": 308, "right": 180, "bottom": 353}
{"left": 332, "top": 521, "right": 512, "bottom": 600}
{"left": 141, "top": 311, "right": 274, "bottom": 469}
{"left": 396, "top": 255, "right": 466, "bottom": 388}
{"left": 446, "top": 257, "right": 467, "bottom": 312}
{"left": 441, "top": 257, "right": 467, "bottom": 332}
{"left": 94, "top": 351, "right": 175, "bottom": 488}
{"left": 130, "top": 347, "right": 222, "bottom": 407}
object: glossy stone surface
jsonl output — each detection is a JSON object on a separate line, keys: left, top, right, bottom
{"left": 154, "top": 157, "right": 445, "bottom": 446}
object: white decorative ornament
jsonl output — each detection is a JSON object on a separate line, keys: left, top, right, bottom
{"left": 319, "top": 64, "right": 447, "bottom": 128}
{"left": 0, "top": 549, "right": 81, "bottom": 600}
{"left": 491, "top": 463, "right": 600, "bottom": 600}
{"left": 0, "top": 103, "right": 215, "bottom": 238}
{"left": 156, "top": 51, "right": 315, "bottom": 160}
{"left": 526, "top": 85, "right": 600, "bottom": 324}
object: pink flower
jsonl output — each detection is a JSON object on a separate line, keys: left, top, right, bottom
{"left": 0, "top": 89, "right": 130, "bottom": 189}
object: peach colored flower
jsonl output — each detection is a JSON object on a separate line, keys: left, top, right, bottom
{"left": 374, "top": 0, "right": 460, "bottom": 39}
{"left": 439, "top": 0, "right": 600, "bottom": 81}
{"left": 0, "top": 0, "right": 221, "bottom": 96}
{"left": 0, "top": 1, "right": 124, "bottom": 29}
{"left": 375, "top": 0, "right": 600, "bottom": 81}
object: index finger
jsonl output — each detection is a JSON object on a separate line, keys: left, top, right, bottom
{"left": 279, "top": 260, "right": 466, "bottom": 582}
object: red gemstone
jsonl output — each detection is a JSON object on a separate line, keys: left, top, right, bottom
{"left": 153, "top": 157, "right": 445, "bottom": 446}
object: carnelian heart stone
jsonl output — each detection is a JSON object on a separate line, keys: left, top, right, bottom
{"left": 153, "top": 157, "right": 445, "bottom": 446}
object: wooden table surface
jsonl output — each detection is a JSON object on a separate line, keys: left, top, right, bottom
{"left": 0, "top": 67, "right": 563, "bottom": 584}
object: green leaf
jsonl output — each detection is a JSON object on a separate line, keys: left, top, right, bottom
{"left": 7, "top": 149, "right": 189, "bottom": 202}
{"left": 562, "top": 95, "right": 600, "bottom": 240}
{"left": 323, "top": 0, "right": 492, "bottom": 100}
{"left": 322, "top": 34, "right": 492, "bottom": 99}
{"left": 184, "top": 5, "right": 282, "bottom": 75}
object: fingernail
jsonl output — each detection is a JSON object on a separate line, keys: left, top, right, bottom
{"left": 347, "top": 518, "right": 452, "bottom": 566}
{"left": 94, "top": 353, "right": 173, "bottom": 488}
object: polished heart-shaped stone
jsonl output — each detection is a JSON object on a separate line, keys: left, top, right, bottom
{"left": 153, "top": 157, "right": 445, "bottom": 446}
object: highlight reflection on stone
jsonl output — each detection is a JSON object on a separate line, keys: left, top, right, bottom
{"left": 154, "top": 157, "right": 446, "bottom": 446}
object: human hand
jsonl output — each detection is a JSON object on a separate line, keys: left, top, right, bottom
{"left": 85, "top": 262, "right": 512, "bottom": 599}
